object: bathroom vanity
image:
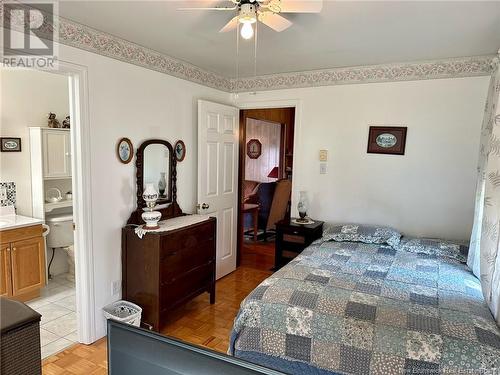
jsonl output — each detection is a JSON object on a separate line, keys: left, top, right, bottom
{"left": 0, "top": 213, "right": 46, "bottom": 301}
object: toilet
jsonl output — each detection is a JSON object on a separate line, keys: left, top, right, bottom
{"left": 46, "top": 213, "right": 75, "bottom": 281}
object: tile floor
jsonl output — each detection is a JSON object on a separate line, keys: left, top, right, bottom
{"left": 26, "top": 273, "right": 77, "bottom": 359}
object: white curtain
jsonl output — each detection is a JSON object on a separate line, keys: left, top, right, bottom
{"left": 468, "top": 53, "right": 500, "bottom": 324}
{"left": 245, "top": 119, "right": 281, "bottom": 183}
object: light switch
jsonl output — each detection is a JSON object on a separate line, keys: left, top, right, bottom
{"left": 320, "top": 163, "right": 327, "bottom": 174}
{"left": 319, "top": 150, "right": 328, "bottom": 162}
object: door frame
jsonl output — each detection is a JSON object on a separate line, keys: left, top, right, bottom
{"left": 32, "top": 60, "right": 96, "bottom": 344}
{"left": 236, "top": 99, "right": 302, "bottom": 265}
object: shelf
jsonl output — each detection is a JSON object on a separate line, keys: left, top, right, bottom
{"left": 44, "top": 176, "right": 72, "bottom": 180}
{"left": 45, "top": 199, "right": 72, "bottom": 213}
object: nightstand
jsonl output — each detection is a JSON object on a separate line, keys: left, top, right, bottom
{"left": 275, "top": 219, "right": 324, "bottom": 270}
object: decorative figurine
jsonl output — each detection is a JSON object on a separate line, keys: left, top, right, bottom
{"left": 47, "top": 113, "right": 61, "bottom": 128}
{"left": 62, "top": 116, "right": 70, "bottom": 128}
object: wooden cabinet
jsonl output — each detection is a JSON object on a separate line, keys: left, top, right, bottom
{"left": 122, "top": 217, "right": 216, "bottom": 331}
{"left": 42, "top": 129, "right": 71, "bottom": 179}
{"left": 11, "top": 237, "right": 45, "bottom": 296}
{"left": 0, "top": 225, "right": 46, "bottom": 301}
{"left": 0, "top": 243, "right": 12, "bottom": 297}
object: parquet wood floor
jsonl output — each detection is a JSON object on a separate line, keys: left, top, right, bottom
{"left": 41, "top": 241, "right": 274, "bottom": 374}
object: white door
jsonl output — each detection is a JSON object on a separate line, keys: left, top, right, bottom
{"left": 43, "top": 130, "right": 71, "bottom": 178}
{"left": 198, "top": 100, "right": 239, "bottom": 280}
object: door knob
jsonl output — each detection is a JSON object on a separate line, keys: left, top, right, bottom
{"left": 197, "top": 203, "right": 210, "bottom": 210}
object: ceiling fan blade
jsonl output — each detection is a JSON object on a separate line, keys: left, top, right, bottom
{"left": 258, "top": 12, "right": 292, "bottom": 32}
{"left": 220, "top": 16, "right": 239, "bottom": 32}
{"left": 265, "top": 0, "right": 323, "bottom": 13}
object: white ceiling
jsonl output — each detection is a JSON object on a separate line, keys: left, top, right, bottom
{"left": 59, "top": 1, "right": 500, "bottom": 78}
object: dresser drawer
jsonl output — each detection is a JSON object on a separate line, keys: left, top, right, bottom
{"left": 280, "top": 226, "right": 304, "bottom": 236}
{"left": 160, "top": 240, "right": 214, "bottom": 282}
{"left": 160, "top": 221, "right": 215, "bottom": 258}
{"left": 160, "top": 262, "right": 213, "bottom": 311}
{"left": 282, "top": 233, "right": 305, "bottom": 244}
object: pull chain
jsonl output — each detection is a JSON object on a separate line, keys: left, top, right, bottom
{"left": 235, "top": 21, "right": 240, "bottom": 95}
{"left": 254, "top": 17, "right": 258, "bottom": 79}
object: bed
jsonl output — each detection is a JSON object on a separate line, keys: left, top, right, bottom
{"left": 229, "top": 227, "right": 500, "bottom": 375}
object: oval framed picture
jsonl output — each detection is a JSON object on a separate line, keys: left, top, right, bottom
{"left": 117, "top": 137, "right": 133, "bottom": 164}
{"left": 174, "top": 140, "right": 186, "bottom": 162}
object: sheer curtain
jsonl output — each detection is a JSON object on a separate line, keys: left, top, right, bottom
{"left": 468, "top": 53, "right": 500, "bottom": 324}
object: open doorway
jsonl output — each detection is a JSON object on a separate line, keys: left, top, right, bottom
{"left": 237, "top": 108, "right": 295, "bottom": 270}
{"left": 0, "top": 65, "right": 93, "bottom": 356}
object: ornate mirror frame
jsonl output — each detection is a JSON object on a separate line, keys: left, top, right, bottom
{"left": 127, "top": 139, "right": 182, "bottom": 225}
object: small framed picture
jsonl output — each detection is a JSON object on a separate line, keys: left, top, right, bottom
{"left": 117, "top": 138, "right": 133, "bottom": 164}
{"left": 1, "top": 138, "right": 21, "bottom": 152}
{"left": 174, "top": 140, "right": 186, "bottom": 162}
{"left": 246, "top": 139, "right": 262, "bottom": 159}
{"left": 367, "top": 126, "right": 407, "bottom": 155}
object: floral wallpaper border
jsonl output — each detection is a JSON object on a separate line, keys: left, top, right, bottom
{"left": 231, "top": 55, "right": 495, "bottom": 92}
{"left": 1, "top": 2, "right": 496, "bottom": 93}
{"left": 58, "top": 17, "right": 232, "bottom": 92}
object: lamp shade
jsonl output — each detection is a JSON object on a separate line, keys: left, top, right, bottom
{"left": 267, "top": 167, "right": 279, "bottom": 179}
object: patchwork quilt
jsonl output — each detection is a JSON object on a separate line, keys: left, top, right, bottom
{"left": 229, "top": 241, "right": 500, "bottom": 375}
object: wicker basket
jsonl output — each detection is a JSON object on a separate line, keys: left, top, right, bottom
{"left": 103, "top": 300, "right": 142, "bottom": 327}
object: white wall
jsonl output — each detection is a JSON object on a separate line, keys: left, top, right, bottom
{"left": 0, "top": 70, "right": 70, "bottom": 217}
{"left": 236, "top": 76, "right": 489, "bottom": 241}
{"left": 54, "top": 43, "right": 230, "bottom": 339}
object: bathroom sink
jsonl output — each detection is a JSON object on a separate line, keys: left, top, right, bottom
{"left": 0, "top": 219, "right": 13, "bottom": 227}
{"left": 0, "top": 215, "right": 43, "bottom": 230}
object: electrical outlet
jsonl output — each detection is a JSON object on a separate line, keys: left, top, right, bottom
{"left": 320, "top": 163, "right": 327, "bottom": 174}
{"left": 112, "top": 280, "right": 121, "bottom": 296}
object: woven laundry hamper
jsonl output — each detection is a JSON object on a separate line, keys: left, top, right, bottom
{"left": 1, "top": 297, "right": 42, "bottom": 375}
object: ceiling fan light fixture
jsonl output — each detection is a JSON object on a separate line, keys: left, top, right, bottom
{"left": 240, "top": 22, "right": 254, "bottom": 39}
{"left": 238, "top": 3, "right": 256, "bottom": 39}
{"left": 238, "top": 15, "right": 256, "bottom": 24}
{"left": 238, "top": 3, "right": 257, "bottom": 24}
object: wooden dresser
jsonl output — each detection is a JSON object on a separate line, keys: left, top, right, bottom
{"left": 122, "top": 217, "right": 216, "bottom": 331}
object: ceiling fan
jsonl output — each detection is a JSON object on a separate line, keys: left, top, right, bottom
{"left": 179, "top": 0, "right": 323, "bottom": 40}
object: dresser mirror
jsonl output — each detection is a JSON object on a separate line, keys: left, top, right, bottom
{"left": 131, "top": 139, "right": 182, "bottom": 223}
{"left": 143, "top": 143, "right": 171, "bottom": 202}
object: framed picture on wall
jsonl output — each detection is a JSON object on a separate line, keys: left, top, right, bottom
{"left": 174, "top": 140, "right": 186, "bottom": 162}
{"left": 367, "top": 126, "right": 407, "bottom": 155}
{"left": 1, "top": 138, "right": 21, "bottom": 152}
{"left": 246, "top": 139, "right": 262, "bottom": 159}
{"left": 117, "top": 137, "right": 133, "bottom": 164}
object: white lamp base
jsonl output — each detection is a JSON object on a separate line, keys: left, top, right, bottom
{"left": 142, "top": 210, "right": 162, "bottom": 229}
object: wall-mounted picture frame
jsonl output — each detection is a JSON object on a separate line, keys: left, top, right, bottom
{"left": 246, "top": 139, "right": 262, "bottom": 159}
{"left": 117, "top": 137, "right": 133, "bottom": 164}
{"left": 1, "top": 138, "right": 21, "bottom": 152}
{"left": 367, "top": 126, "right": 407, "bottom": 155}
{"left": 174, "top": 140, "right": 186, "bottom": 162}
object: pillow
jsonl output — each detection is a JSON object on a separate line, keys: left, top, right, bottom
{"left": 396, "top": 237, "right": 468, "bottom": 263}
{"left": 321, "top": 224, "right": 402, "bottom": 248}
